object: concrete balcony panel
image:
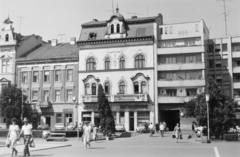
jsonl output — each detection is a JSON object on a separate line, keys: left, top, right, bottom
{"left": 158, "top": 46, "right": 204, "bottom": 55}
{"left": 232, "top": 52, "right": 240, "bottom": 58}
{"left": 233, "top": 66, "right": 240, "bottom": 73}
{"left": 233, "top": 82, "right": 240, "bottom": 89}
{"left": 158, "top": 79, "right": 205, "bottom": 87}
{"left": 158, "top": 96, "right": 195, "bottom": 103}
{"left": 158, "top": 62, "right": 205, "bottom": 71}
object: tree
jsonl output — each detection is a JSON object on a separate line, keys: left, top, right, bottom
{"left": 184, "top": 77, "right": 237, "bottom": 139}
{"left": 97, "top": 84, "right": 115, "bottom": 137}
{"left": 0, "top": 84, "right": 33, "bottom": 128}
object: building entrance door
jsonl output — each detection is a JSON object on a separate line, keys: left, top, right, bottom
{"left": 129, "top": 112, "right": 134, "bottom": 131}
{"left": 65, "top": 114, "right": 73, "bottom": 126}
{"left": 160, "top": 110, "right": 180, "bottom": 131}
{"left": 46, "top": 117, "right": 51, "bottom": 126}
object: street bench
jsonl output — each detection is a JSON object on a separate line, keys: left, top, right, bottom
{"left": 46, "top": 133, "right": 66, "bottom": 141}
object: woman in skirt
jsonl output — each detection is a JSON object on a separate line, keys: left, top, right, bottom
{"left": 7, "top": 118, "right": 20, "bottom": 157}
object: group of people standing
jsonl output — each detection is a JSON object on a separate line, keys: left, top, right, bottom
{"left": 7, "top": 117, "right": 33, "bottom": 157}
{"left": 82, "top": 122, "right": 98, "bottom": 149}
{"left": 148, "top": 122, "right": 167, "bottom": 137}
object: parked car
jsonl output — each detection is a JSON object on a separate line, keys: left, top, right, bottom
{"left": 0, "top": 123, "right": 7, "bottom": 130}
{"left": 115, "top": 124, "right": 125, "bottom": 132}
{"left": 38, "top": 124, "right": 50, "bottom": 130}
{"left": 66, "top": 123, "right": 76, "bottom": 131}
{"left": 136, "top": 124, "right": 145, "bottom": 133}
{"left": 54, "top": 123, "right": 65, "bottom": 130}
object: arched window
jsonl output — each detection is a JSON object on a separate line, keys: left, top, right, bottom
{"left": 86, "top": 57, "right": 96, "bottom": 71}
{"left": 119, "top": 82, "right": 125, "bottom": 94}
{"left": 111, "top": 24, "right": 114, "bottom": 34}
{"left": 119, "top": 57, "right": 125, "bottom": 69}
{"left": 135, "top": 54, "right": 145, "bottom": 68}
{"left": 141, "top": 81, "right": 147, "bottom": 93}
{"left": 116, "top": 24, "right": 120, "bottom": 33}
{"left": 92, "top": 83, "right": 97, "bottom": 95}
{"left": 105, "top": 57, "right": 110, "bottom": 70}
{"left": 134, "top": 82, "right": 139, "bottom": 94}
{"left": 5, "top": 34, "right": 9, "bottom": 42}
{"left": 104, "top": 82, "right": 110, "bottom": 95}
{"left": 85, "top": 83, "right": 90, "bottom": 95}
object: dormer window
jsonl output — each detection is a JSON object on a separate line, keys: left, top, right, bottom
{"left": 88, "top": 33, "right": 97, "bottom": 40}
{"left": 5, "top": 34, "right": 9, "bottom": 42}
{"left": 116, "top": 24, "right": 120, "bottom": 33}
{"left": 111, "top": 24, "right": 114, "bottom": 34}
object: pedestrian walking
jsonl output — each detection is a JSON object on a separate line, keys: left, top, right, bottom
{"left": 160, "top": 122, "right": 165, "bottom": 137}
{"left": 83, "top": 122, "right": 91, "bottom": 149}
{"left": 7, "top": 118, "right": 20, "bottom": 157}
{"left": 19, "top": 118, "right": 33, "bottom": 157}
{"left": 155, "top": 123, "right": 159, "bottom": 133}
{"left": 149, "top": 122, "right": 154, "bottom": 137}
{"left": 92, "top": 125, "right": 98, "bottom": 142}
{"left": 173, "top": 123, "right": 182, "bottom": 143}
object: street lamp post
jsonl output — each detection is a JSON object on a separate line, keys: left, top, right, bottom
{"left": 72, "top": 96, "right": 79, "bottom": 142}
{"left": 205, "top": 93, "right": 210, "bottom": 142}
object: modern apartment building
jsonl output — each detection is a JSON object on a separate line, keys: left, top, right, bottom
{"left": 16, "top": 38, "right": 79, "bottom": 129}
{"left": 157, "top": 20, "right": 210, "bottom": 130}
{"left": 77, "top": 8, "right": 163, "bottom": 131}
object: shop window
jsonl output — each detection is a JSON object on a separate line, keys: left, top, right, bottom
{"left": 186, "top": 88, "right": 197, "bottom": 96}
{"left": 55, "top": 90, "right": 60, "bottom": 101}
{"left": 67, "top": 90, "right": 73, "bottom": 101}
{"left": 56, "top": 114, "right": 62, "bottom": 123}
{"left": 137, "top": 111, "right": 150, "bottom": 126}
{"left": 82, "top": 112, "right": 92, "bottom": 122}
{"left": 141, "top": 82, "right": 147, "bottom": 93}
{"left": 116, "top": 24, "right": 120, "bottom": 33}
{"left": 44, "top": 71, "right": 50, "bottom": 82}
{"left": 67, "top": 69, "right": 73, "bottom": 81}
{"left": 119, "top": 82, "right": 125, "bottom": 94}
{"left": 32, "top": 91, "right": 38, "bottom": 102}
{"left": 5, "top": 34, "right": 9, "bottom": 42}
{"left": 166, "top": 89, "right": 177, "bottom": 96}
{"left": 135, "top": 54, "right": 145, "bottom": 68}
{"left": 43, "top": 91, "right": 49, "bottom": 101}
{"left": 119, "top": 57, "right": 125, "bottom": 69}
{"left": 86, "top": 57, "right": 96, "bottom": 71}
{"left": 65, "top": 114, "right": 73, "bottom": 124}
{"left": 111, "top": 24, "right": 114, "bottom": 33}
{"left": 105, "top": 57, "right": 110, "bottom": 70}
{"left": 21, "top": 72, "right": 28, "bottom": 83}
{"left": 32, "top": 71, "right": 39, "bottom": 83}
{"left": 92, "top": 83, "right": 97, "bottom": 95}
{"left": 55, "top": 70, "right": 61, "bottom": 82}
{"left": 104, "top": 82, "right": 110, "bottom": 95}
{"left": 85, "top": 83, "right": 90, "bottom": 95}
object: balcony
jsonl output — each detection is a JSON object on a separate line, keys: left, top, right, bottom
{"left": 232, "top": 51, "right": 240, "bottom": 58}
{"left": 36, "top": 101, "right": 51, "bottom": 108}
{"left": 158, "top": 46, "right": 204, "bottom": 55}
{"left": 158, "top": 79, "right": 205, "bottom": 87}
{"left": 233, "top": 66, "right": 240, "bottom": 73}
{"left": 233, "top": 82, "right": 240, "bottom": 89}
{"left": 82, "top": 94, "right": 148, "bottom": 103}
{"left": 158, "top": 96, "right": 195, "bottom": 103}
{"left": 158, "top": 62, "right": 205, "bottom": 71}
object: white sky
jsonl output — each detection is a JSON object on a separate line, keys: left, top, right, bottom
{"left": 0, "top": 0, "right": 239, "bottom": 42}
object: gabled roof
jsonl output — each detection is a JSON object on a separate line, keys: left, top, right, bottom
{"left": 3, "top": 18, "right": 13, "bottom": 24}
{"left": 17, "top": 43, "right": 79, "bottom": 62}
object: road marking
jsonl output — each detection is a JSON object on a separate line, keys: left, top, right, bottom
{"left": 214, "top": 147, "right": 220, "bottom": 157}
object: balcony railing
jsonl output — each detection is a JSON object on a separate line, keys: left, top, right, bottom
{"left": 157, "top": 62, "right": 204, "bottom": 71}
{"left": 36, "top": 101, "right": 51, "bottom": 108}
{"left": 158, "top": 96, "right": 196, "bottom": 103}
{"left": 158, "top": 78, "right": 205, "bottom": 87}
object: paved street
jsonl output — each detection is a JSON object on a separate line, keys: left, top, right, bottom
{"left": 0, "top": 133, "right": 239, "bottom": 157}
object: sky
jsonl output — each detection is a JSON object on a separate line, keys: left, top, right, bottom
{"left": 0, "top": 0, "right": 239, "bottom": 42}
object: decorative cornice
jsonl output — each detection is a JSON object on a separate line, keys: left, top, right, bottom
{"left": 16, "top": 57, "right": 78, "bottom": 65}
{"left": 77, "top": 36, "right": 154, "bottom": 46}
{"left": 131, "top": 73, "right": 150, "bottom": 81}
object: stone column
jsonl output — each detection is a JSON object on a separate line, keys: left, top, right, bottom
{"left": 134, "top": 111, "right": 138, "bottom": 130}
{"left": 124, "top": 111, "right": 129, "bottom": 131}
{"left": 91, "top": 111, "right": 95, "bottom": 125}
{"left": 116, "top": 112, "right": 120, "bottom": 124}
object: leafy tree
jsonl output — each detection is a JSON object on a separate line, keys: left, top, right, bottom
{"left": 97, "top": 84, "right": 115, "bottom": 137}
{"left": 184, "top": 77, "right": 237, "bottom": 139}
{"left": 0, "top": 84, "right": 33, "bottom": 128}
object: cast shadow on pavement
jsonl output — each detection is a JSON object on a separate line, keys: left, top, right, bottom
{"left": 17, "top": 155, "right": 53, "bottom": 157}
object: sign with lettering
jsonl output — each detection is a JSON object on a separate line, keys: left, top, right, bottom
{"left": 120, "top": 105, "right": 148, "bottom": 109}
{"left": 63, "top": 109, "right": 73, "bottom": 112}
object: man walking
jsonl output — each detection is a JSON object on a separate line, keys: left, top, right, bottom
{"left": 155, "top": 123, "right": 159, "bottom": 134}
{"left": 160, "top": 122, "right": 164, "bottom": 137}
{"left": 149, "top": 122, "right": 154, "bottom": 137}
{"left": 19, "top": 118, "right": 33, "bottom": 157}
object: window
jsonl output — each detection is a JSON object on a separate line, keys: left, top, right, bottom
{"left": 85, "top": 84, "right": 90, "bottom": 95}
{"left": 43, "top": 91, "right": 49, "bottom": 101}
{"left": 233, "top": 44, "right": 240, "bottom": 51}
{"left": 195, "top": 24, "right": 199, "bottom": 32}
{"left": 141, "top": 82, "right": 147, "bottom": 93}
{"left": 170, "top": 27, "right": 173, "bottom": 34}
{"left": 32, "top": 71, "right": 39, "bottom": 83}
{"left": 44, "top": 71, "right": 50, "bottom": 82}
{"left": 208, "top": 45, "right": 214, "bottom": 52}
{"left": 165, "top": 27, "right": 168, "bottom": 34}
{"left": 134, "top": 82, "right": 139, "bottom": 94}
{"left": 104, "top": 82, "right": 110, "bottom": 95}
{"left": 119, "top": 82, "right": 125, "bottom": 94}
{"left": 67, "top": 69, "right": 73, "bottom": 81}
{"left": 22, "top": 72, "right": 28, "bottom": 83}
{"left": 88, "top": 33, "right": 97, "bottom": 40}
{"left": 56, "top": 114, "right": 62, "bottom": 123}
{"left": 186, "top": 89, "right": 197, "bottom": 96}
{"left": 105, "top": 57, "right": 110, "bottom": 70}
{"left": 86, "top": 57, "right": 96, "bottom": 71}
{"left": 2, "top": 59, "right": 10, "bottom": 73}
{"left": 67, "top": 90, "right": 73, "bottom": 101}
{"left": 222, "top": 44, "right": 228, "bottom": 52}
{"left": 55, "top": 90, "right": 60, "bottom": 101}
{"left": 209, "top": 60, "right": 214, "bottom": 68}
{"left": 166, "top": 57, "right": 176, "bottom": 64}
{"left": 223, "top": 59, "right": 228, "bottom": 67}
{"left": 215, "top": 44, "right": 221, "bottom": 52}
{"left": 160, "top": 28, "right": 163, "bottom": 35}
{"left": 216, "top": 79, "right": 222, "bottom": 84}
{"left": 111, "top": 24, "right": 114, "bottom": 33}
{"left": 137, "top": 111, "right": 150, "bottom": 126}
{"left": 119, "top": 57, "right": 125, "bottom": 69}
{"left": 5, "top": 34, "right": 9, "bottom": 42}
{"left": 32, "top": 91, "right": 38, "bottom": 102}
{"left": 135, "top": 55, "right": 145, "bottom": 68}
{"left": 216, "top": 63, "right": 221, "bottom": 68}
{"left": 92, "top": 83, "right": 96, "bottom": 95}
{"left": 55, "top": 70, "right": 61, "bottom": 82}
{"left": 166, "top": 89, "right": 177, "bottom": 96}
{"left": 116, "top": 24, "right": 120, "bottom": 33}
{"left": 2, "top": 60, "right": 6, "bottom": 73}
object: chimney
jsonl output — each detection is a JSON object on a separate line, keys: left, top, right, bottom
{"left": 70, "top": 37, "right": 76, "bottom": 45}
{"left": 51, "top": 39, "right": 57, "bottom": 46}
{"left": 132, "top": 16, "right": 137, "bottom": 19}
{"left": 93, "top": 19, "right": 98, "bottom": 22}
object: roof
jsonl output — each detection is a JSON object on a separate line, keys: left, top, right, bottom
{"left": 17, "top": 43, "right": 79, "bottom": 61}
{"left": 3, "top": 17, "right": 13, "bottom": 24}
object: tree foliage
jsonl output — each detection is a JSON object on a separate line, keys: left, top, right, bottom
{"left": 97, "top": 84, "right": 115, "bottom": 136}
{"left": 184, "top": 77, "right": 237, "bottom": 138}
{"left": 0, "top": 84, "right": 33, "bottom": 128}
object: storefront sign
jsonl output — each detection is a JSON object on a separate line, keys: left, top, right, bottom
{"left": 84, "top": 105, "right": 98, "bottom": 110}
{"left": 63, "top": 109, "right": 73, "bottom": 112}
{"left": 120, "top": 105, "right": 148, "bottom": 109}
